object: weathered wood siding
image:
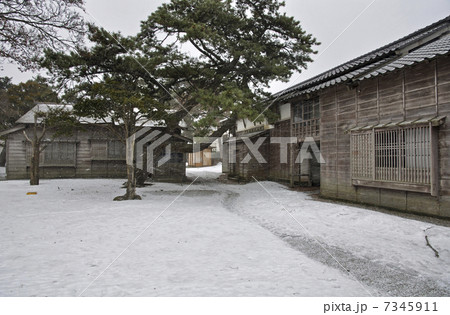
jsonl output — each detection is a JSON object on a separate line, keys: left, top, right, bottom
{"left": 320, "top": 55, "right": 450, "bottom": 218}
{"left": 227, "top": 110, "right": 320, "bottom": 184}
{"left": 228, "top": 131, "right": 270, "bottom": 181}
{"left": 152, "top": 139, "right": 187, "bottom": 182}
{"left": 5, "top": 131, "right": 28, "bottom": 179}
{"left": 222, "top": 140, "right": 230, "bottom": 173}
{"left": 6, "top": 126, "right": 126, "bottom": 180}
{"left": 188, "top": 148, "right": 212, "bottom": 167}
{"left": 269, "top": 119, "right": 291, "bottom": 182}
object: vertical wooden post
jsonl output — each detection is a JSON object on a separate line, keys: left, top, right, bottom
{"left": 435, "top": 59, "right": 439, "bottom": 116}
{"left": 350, "top": 134, "right": 353, "bottom": 179}
{"left": 372, "top": 129, "right": 376, "bottom": 181}
{"left": 376, "top": 77, "right": 380, "bottom": 124}
{"left": 289, "top": 103, "right": 294, "bottom": 187}
{"left": 335, "top": 86, "right": 338, "bottom": 187}
{"left": 355, "top": 88, "right": 359, "bottom": 125}
{"left": 402, "top": 71, "right": 406, "bottom": 120}
{"left": 430, "top": 123, "right": 439, "bottom": 196}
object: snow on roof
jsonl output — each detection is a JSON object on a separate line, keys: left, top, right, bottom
{"left": 15, "top": 103, "right": 72, "bottom": 124}
{"left": 15, "top": 103, "right": 163, "bottom": 127}
{"left": 0, "top": 125, "right": 26, "bottom": 137}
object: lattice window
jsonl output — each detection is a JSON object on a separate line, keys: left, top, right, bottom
{"left": 43, "top": 141, "right": 76, "bottom": 166}
{"left": 292, "top": 98, "right": 320, "bottom": 139}
{"left": 351, "top": 125, "right": 433, "bottom": 185}
{"left": 90, "top": 140, "right": 125, "bottom": 160}
{"left": 351, "top": 131, "right": 374, "bottom": 180}
{"left": 107, "top": 140, "right": 126, "bottom": 159}
{"left": 90, "top": 140, "right": 107, "bottom": 160}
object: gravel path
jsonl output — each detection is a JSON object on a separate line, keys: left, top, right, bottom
{"left": 209, "top": 182, "right": 450, "bottom": 296}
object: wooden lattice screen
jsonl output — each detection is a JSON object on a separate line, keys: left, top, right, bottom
{"left": 292, "top": 98, "right": 320, "bottom": 139}
{"left": 26, "top": 141, "right": 77, "bottom": 167}
{"left": 351, "top": 125, "right": 432, "bottom": 185}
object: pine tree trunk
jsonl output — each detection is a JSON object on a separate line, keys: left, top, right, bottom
{"left": 30, "top": 141, "right": 40, "bottom": 185}
{"left": 114, "top": 135, "right": 141, "bottom": 201}
{"left": 126, "top": 164, "right": 137, "bottom": 198}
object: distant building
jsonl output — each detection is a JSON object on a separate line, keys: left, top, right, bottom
{"left": 188, "top": 138, "right": 221, "bottom": 167}
{"left": 0, "top": 104, "right": 190, "bottom": 182}
{"left": 224, "top": 16, "right": 450, "bottom": 218}
{"left": 223, "top": 118, "right": 272, "bottom": 180}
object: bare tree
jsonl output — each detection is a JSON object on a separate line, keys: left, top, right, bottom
{"left": 0, "top": 0, "right": 86, "bottom": 69}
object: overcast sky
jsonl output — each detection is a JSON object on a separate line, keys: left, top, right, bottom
{"left": 1, "top": 0, "right": 449, "bottom": 93}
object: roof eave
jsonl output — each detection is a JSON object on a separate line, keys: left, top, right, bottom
{"left": 0, "top": 125, "right": 26, "bottom": 137}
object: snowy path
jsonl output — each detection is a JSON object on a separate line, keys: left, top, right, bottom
{"left": 221, "top": 183, "right": 450, "bottom": 296}
{"left": 187, "top": 165, "right": 450, "bottom": 296}
{"left": 0, "top": 164, "right": 449, "bottom": 296}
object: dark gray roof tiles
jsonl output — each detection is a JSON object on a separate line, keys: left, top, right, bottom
{"left": 362, "top": 34, "right": 450, "bottom": 79}
{"left": 275, "top": 15, "right": 450, "bottom": 100}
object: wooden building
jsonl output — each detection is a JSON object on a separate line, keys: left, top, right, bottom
{"left": 0, "top": 104, "right": 189, "bottom": 182}
{"left": 187, "top": 138, "right": 221, "bottom": 167}
{"left": 224, "top": 16, "right": 450, "bottom": 218}
{"left": 188, "top": 148, "right": 213, "bottom": 167}
{"left": 223, "top": 119, "right": 272, "bottom": 181}
{"left": 223, "top": 104, "right": 320, "bottom": 185}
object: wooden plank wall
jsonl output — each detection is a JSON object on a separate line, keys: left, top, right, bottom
{"left": 5, "top": 131, "right": 28, "bottom": 179}
{"left": 269, "top": 119, "right": 291, "bottom": 182}
{"left": 244, "top": 134, "right": 270, "bottom": 180}
{"left": 229, "top": 131, "right": 270, "bottom": 181}
{"left": 6, "top": 126, "right": 127, "bottom": 180}
{"left": 437, "top": 55, "right": 450, "bottom": 212}
{"left": 187, "top": 148, "right": 213, "bottom": 167}
{"left": 6, "top": 125, "right": 191, "bottom": 182}
{"left": 222, "top": 141, "right": 230, "bottom": 173}
{"left": 152, "top": 139, "right": 187, "bottom": 182}
{"left": 320, "top": 54, "right": 450, "bottom": 218}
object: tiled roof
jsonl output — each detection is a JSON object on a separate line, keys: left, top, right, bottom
{"left": 362, "top": 34, "right": 450, "bottom": 79}
{"left": 275, "top": 15, "right": 450, "bottom": 100}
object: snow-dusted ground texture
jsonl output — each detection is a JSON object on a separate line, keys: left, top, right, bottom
{"left": 0, "top": 164, "right": 449, "bottom": 296}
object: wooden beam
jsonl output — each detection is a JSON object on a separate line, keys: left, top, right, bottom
{"left": 430, "top": 123, "right": 439, "bottom": 196}
{"left": 352, "top": 179, "right": 431, "bottom": 194}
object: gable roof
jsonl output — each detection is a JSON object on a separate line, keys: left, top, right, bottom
{"left": 15, "top": 103, "right": 162, "bottom": 127}
{"left": 0, "top": 125, "right": 26, "bottom": 137}
{"left": 16, "top": 103, "right": 72, "bottom": 124}
{"left": 275, "top": 15, "right": 450, "bottom": 101}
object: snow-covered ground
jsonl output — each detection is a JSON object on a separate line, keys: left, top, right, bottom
{"left": 0, "top": 164, "right": 449, "bottom": 296}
